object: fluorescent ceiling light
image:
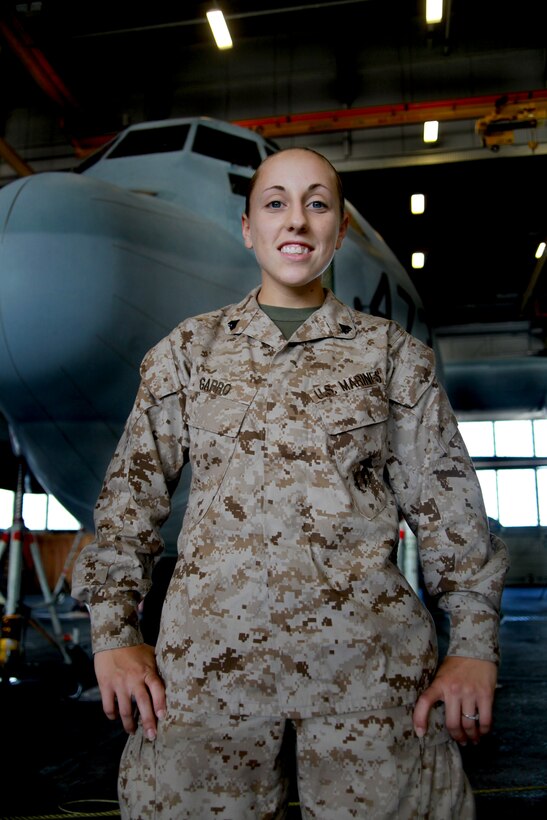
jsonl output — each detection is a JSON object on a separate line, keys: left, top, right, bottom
{"left": 412, "top": 252, "right": 425, "bottom": 269}
{"left": 411, "top": 193, "right": 425, "bottom": 215}
{"left": 536, "top": 242, "right": 546, "bottom": 259}
{"left": 207, "top": 9, "right": 233, "bottom": 50}
{"left": 426, "top": 0, "right": 443, "bottom": 24}
{"left": 423, "top": 120, "right": 439, "bottom": 143}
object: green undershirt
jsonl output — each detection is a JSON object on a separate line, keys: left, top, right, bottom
{"left": 259, "top": 304, "right": 320, "bottom": 341}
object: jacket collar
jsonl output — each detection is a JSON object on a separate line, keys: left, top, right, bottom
{"left": 224, "top": 287, "right": 357, "bottom": 347}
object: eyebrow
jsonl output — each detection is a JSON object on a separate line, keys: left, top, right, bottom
{"left": 261, "top": 183, "right": 330, "bottom": 195}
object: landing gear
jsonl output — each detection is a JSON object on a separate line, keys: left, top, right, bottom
{"left": 0, "top": 459, "right": 94, "bottom": 697}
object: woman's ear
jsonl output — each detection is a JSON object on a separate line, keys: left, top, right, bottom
{"left": 241, "top": 213, "right": 253, "bottom": 249}
{"left": 335, "top": 213, "right": 350, "bottom": 250}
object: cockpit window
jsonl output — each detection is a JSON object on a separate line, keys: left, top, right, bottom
{"left": 106, "top": 124, "right": 191, "bottom": 159}
{"left": 191, "top": 125, "right": 262, "bottom": 169}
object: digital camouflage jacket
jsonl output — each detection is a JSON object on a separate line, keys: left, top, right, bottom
{"left": 72, "top": 287, "right": 509, "bottom": 718}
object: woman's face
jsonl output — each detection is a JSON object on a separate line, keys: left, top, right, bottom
{"left": 241, "top": 149, "right": 348, "bottom": 306}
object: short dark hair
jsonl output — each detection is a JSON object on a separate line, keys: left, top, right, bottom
{"left": 244, "top": 147, "right": 345, "bottom": 220}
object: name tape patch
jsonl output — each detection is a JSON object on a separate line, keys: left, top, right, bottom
{"left": 199, "top": 377, "right": 232, "bottom": 396}
{"left": 313, "top": 369, "right": 382, "bottom": 399}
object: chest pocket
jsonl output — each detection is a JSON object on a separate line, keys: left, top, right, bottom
{"left": 187, "top": 391, "right": 249, "bottom": 437}
{"left": 185, "top": 390, "right": 251, "bottom": 526}
{"left": 314, "top": 387, "right": 390, "bottom": 520}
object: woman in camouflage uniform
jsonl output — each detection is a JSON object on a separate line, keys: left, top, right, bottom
{"left": 73, "top": 148, "right": 508, "bottom": 819}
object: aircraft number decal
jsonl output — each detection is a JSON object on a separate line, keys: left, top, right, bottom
{"left": 353, "top": 271, "right": 416, "bottom": 332}
{"left": 369, "top": 271, "right": 392, "bottom": 320}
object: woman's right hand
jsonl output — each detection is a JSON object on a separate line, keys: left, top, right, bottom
{"left": 94, "top": 644, "right": 166, "bottom": 739}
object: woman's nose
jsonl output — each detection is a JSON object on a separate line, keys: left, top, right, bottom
{"left": 286, "top": 205, "right": 308, "bottom": 231}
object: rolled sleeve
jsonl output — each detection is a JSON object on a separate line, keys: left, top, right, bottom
{"left": 71, "top": 337, "right": 189, "bottom": 653}
{"left": 386, "top": 330, "right": 510, "bottom": 665}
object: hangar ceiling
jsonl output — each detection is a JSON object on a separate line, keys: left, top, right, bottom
{"left": 1, "top": 0, "right": 547, "bottom": 418}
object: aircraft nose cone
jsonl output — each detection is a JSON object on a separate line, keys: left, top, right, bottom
{"left": 0, "top": 171, "right": 142, "bottom": 525}
{"left": 0, "top": 168, "right": 253, "bottom": 530}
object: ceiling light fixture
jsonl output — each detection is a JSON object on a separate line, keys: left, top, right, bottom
{"left": 423, "top": 120, "right": 439, "bottom": 143}
{"left": 412, "top": 252, "right": 425, "bottom": 269}
{"left": 425, "top": 0, "right": 443, "bottom": 24}
{"left": 411, "top": 193, "right": 425, "bottom": 214}
{"left": 206, "top": 8, "right": 233, "bottom": 49}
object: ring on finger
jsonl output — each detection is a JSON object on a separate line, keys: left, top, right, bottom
{"left": 462, "top": 712, "right": 480, "bottom": 721}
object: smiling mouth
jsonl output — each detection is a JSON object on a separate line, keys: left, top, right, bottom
{"left": 280, "top": 244, "right": 312, "bottom": 255}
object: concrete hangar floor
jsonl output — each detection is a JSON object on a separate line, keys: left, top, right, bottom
{"left": 0, "top": 580, "right": 546, "bottom": 819}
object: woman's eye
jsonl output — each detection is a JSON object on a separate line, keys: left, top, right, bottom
{"left": 266, "top": 200, "right": 283, "bottom": 209}
{"left": 308, "top": 200, "right": 328, "bottom": 210}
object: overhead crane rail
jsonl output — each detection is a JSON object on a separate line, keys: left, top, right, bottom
{"left": 233, "top": 89, "right": 547, "bottom": 148}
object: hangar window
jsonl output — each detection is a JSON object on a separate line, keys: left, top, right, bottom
{"left": 458, "top": 421, "right": 495, "bottom": 456}
{"left": 460, "top": 419, "right": 547, "bottom": 527}
{"left": 191, "top": 125, "right": 262, "bottom": 169}
{"left": 106, "top": 124, "right": 191, "bottom": 159}
{"left": 0, "top": 489, "right": 79, "bottom": 531}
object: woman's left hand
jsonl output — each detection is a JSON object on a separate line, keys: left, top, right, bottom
{"left": 412, "top": 656, "right": 498, "bottom": 745}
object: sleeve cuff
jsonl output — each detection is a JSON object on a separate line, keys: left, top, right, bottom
{"left": 445, "top": 602, "right": 501, "bottom": 665}
{"left": 88, "top": 599, "right": 144, "bottom": 653}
